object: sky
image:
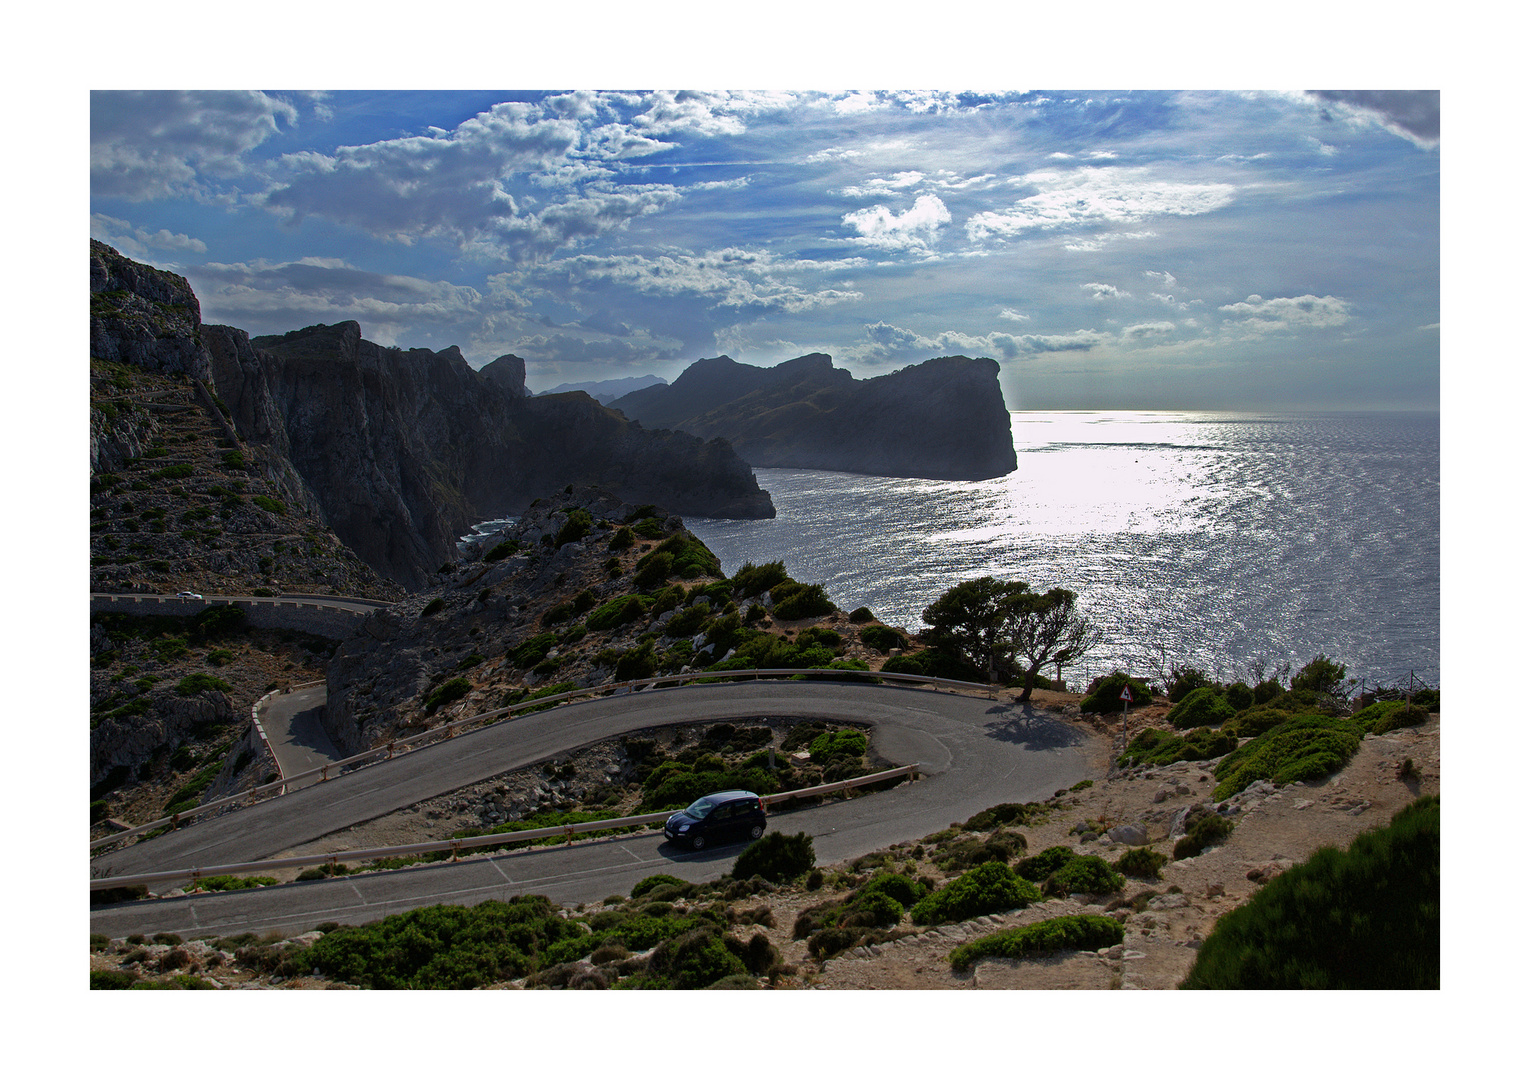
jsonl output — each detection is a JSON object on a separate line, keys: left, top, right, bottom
{"left": 89, "top": 88, "right": 1439, "bottom": 411}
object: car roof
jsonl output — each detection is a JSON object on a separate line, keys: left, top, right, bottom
{"left": 704, "top": 790, "right": 759, "bottom": 801}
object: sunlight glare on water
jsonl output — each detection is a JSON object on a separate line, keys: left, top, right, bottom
{"left": 686, "top": 411, "right": 1439, "bottom": 690}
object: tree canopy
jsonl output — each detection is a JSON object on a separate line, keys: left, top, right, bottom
{"left": 921, "top": 577, "right": 1102, "bottom": 699}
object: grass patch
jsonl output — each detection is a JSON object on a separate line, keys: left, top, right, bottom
{"left": 909, "top": 862, "right": 1042, "bottom": 925}
{"left": 949, "top": 914, "right": 1124, "bottom": 970}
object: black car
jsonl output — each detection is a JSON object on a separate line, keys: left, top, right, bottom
{"left": 663, "top": 790, "right": 767, "bottom": 850}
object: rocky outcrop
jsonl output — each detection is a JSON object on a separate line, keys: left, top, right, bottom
{"left": 610, "top": 353, "right": 1017, "bottom": 480}
{"left": 90, "top": 239, "right": 210, "bottom": 380}
{"left": 479, "top": 353, "right": 527, "bottom": 396}
{"left": 88, "top": 242, "right": 775, "bottom": 592}
{"left": 243, "top": 321, "right": 773, "bottom": 589}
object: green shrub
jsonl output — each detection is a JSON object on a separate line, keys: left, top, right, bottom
{"left": 1370, "top": 703, "right": 1430, "bottom": 735}
{"left": 859, "top": 872, "right": 928, "bottom": 909}
{"left": 1042, "top": 854, "right": 1125, "bottom": 897}
{"left": 808, "top": 728, "right": 867, "bottom": 761}
{"left": 421, "top": 597, "right": 446, "bottom": 616}
{"left": 963, "top": 802, "right": 1048, "bottom": 830}
{"left": 1224, "top": 681, "right": 1256, "bottom": 711}
{"left": 1117, "top": 725, "right": 1238, "bottom": 768}
{"left": 644, "top": 925, "right": 748, "bottom": 990}
{"left": 1080, "top": 672, "right": 1152, "bottom": 714}
{"left": 484, "top": 540, "right": 516, "bottom": 562}
{"left": 1166, "top": 686, "right": 1236, "bottom": 729}
{"left": 1290, "top": 653, "right": 1348, "bottom": 698}
{"left": 731, "top": 831, "right": 815, "bottom": 884}
{"left": 251, "top": 494, "right": 286, "bottom": 515}
{"left": 553, "top": 509, "right": 593, "bottom": 547}
{"left": 1016, "top": 845, "right": 1078, "bottom": 882}
{"left": 152, "top": 463, "right": 195, "bottom": 480}
{"left": 771, "top": 582, "right": 835, "bottom": 620}
{"left": 1168, "top": 666, "right": 1213, "bottom": 703}
{"left": 614, "top": 644, "right": 658, "bottom": 681}
{"left": 608, "top": 526, "right": 635, "bottom": 550}
{"left": 174, "top": 672, "right": 231, "bottom": 696}
{"left": 731, "top": 560, "right": 789, "bottom": 598}
{"left": 424, "top": 677, "right": 472, "bottom": 714}
{"left": 1223, "top": 704, "right": 1294, "bottom": 738}
{"left": 948, "top": 914, "right": 1123, "bottom": 970}
{"left": 191, "top": 875, "right": 278, "bottom": 892}
{"left": 1213, "top": 714, "right": 1365, "bottom": 799}
{"left": 585, "top": 593, "right": 652, "bottom": 632}
{"left": 1173, "top": 812, "right": 1235, "bottom": 860}
{"left": 631, "top": 874, "right": 688, "bottom": 900}
{"left": 303, "top": 896, "right": 586, "bottom": 989}
{"left": 91, "top": 970, "right": 141, "bottom": 990}
{"left": 859, "top": 624, "right": 907, "bottom": 653}
{"left": 509, "top": 632, "right": 557, "bottom": 668}
{"left": 933, "top": 830, "right": 1027, "bottom": 873}
{"left": 1115, "top": 847, "right": 1169, "bottom": 880}
{"left": 848, "top": 606, "right": 875, "bottom": 623}
{"left": 909, "top": 862, "right": 1042, "bottom": 925}
{"left": 1182, "top": 797, "right": 1439, "bottom": 989}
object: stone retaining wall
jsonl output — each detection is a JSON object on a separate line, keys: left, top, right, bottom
{"left": 90, "top": 595, "right": 367, "bottom": 640}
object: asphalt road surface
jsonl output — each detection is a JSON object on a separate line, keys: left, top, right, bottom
{"left": 259, "top": 685, "right": 342, "bottom": 791}
{"left": 90, "top": 680, "right": 1103, "bottom": 940}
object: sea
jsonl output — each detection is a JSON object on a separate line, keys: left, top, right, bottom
{"left": 682, "top": 411, "right": 1441, "bottom": 694}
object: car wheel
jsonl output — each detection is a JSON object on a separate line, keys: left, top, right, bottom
{"left": 748, "top": 824, "right": 764, "bottom": 840}
{"left": 690, "top": 833, "right": 707, "bottom": 850}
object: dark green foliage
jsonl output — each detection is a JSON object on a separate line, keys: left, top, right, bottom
{"left": 644, "top": 925, "right": 747, "bottom": 989}
{"left": 909, "top": 862, "right": 1042, "bottom": 925}
{"left": 1118, "top": 725, "right": 1238, "bottom": 768}
{"left": 630, "top": 874, "right": 687, "bottom": 900}
{"left": 638, "top": 764, "right": 778, "bottom": 812}
{"left": 91, "top": 970, "right": 141, "bottom": 990}
{"left": 509, "top": 632, "right": 557, "bottom": 668}
{"left": 608, "top": 526, "right": 635, "bottom": 550}
{"left": 1411, "top": 688, "right": 1440, "bottom": 711}
{"left": 1168, "top": 666, "right": 1213, "bottom": 703}
{"left": 174, "top": 672, "right": 231, "bottom": 696}
{"left": 424, "top": 677, "right": 472, "bottom": 714}
{"left": 614, "top": 644, "right": 658, "bottom": 681}
{"left": 630, "top": 515, "right": 667, "bottom": 540}
{"left": 879, "top": 647, "right": 982, "bottom": 682}
{"left": 1042, "top": 854, "right": 1125, "bottom": 897}
{"left": 1213, "top": 714, "right": 1365, "bottom": 799}
{"left": 1080, "top": 672, "right": 1153, "bottom": 714}
{"left": 633, "top": 551, "right": 674, "bottom": 591}
{"left": 553, "top": 509, "right": 593, "bottom": 547}
{"left": 770, "top": 581, "right": 835, "bottom": 620}
{"left": 302, "top": 896, "right": 586, "bottom": 989}
{"left": 963, "top": 802, "right": 1048, "bottom": 831}
{"left": 933, "top": 829, "right": 1027, "bottom": 873}
{"left": 1173, "top": 812, "right": 1235, "bottom": 860}
{"left": 1360, "top": 701, "right": 1430, "bottom": 734}
{"left": 484, "top": 540, "right": 516, "bottom": 562}
{"left": 808, "top": 728, "right": 867, "bottom": 761}
{"left": 1182, "top": 797, "right": 1439, "bottom": 989}
{"left": 1252, "top": 677, "right": 1283, "bottom": 704}
{"left": 192, "top": 604, "right": 246, "bottom": 637}
{"left": 251, "top": 494, "right": 286, "bottom": 515}
{"left": 191, "top": 874, "right": 278, "bottom": 891}
{"left": 730, "top": 560, "right": 789, "bottom": 598}
{"left": 1114, "top": 847, "right": 1169, "bottom": 880}
{"left": 1290, "top": 653, "right": 1348, "bottom": 698}
{"left": 1166, "top": 686, "right": 1236, "bottom": 729}
{"left": 1016, "top": 845, "right": 1079, "bottom": 882}
{"left": 859, "top": 624, "right": 907, "bottom": 652}
{"left": 152, "top": 463, "right": 195, "bottom": 480}
{"left": 847, "top": 606, "right": 875, "bottom": 623}
{"left": 859, "top": 872, "right": 928, "bottom": 909}
{"left": 727, "top": 932, "right": 780, "bottom": 976}
{"left": 585, "top": 593, "right": 652, "bottom": 632}
{"left": 421, "top": 597, "right": 446, "bottom": 616}
{"left": 1223, "top": 704, "right": 1294, "bottom": 738}
{"left": 1224, "top": 681, "right": 1255, "bottom": 711}
{"left": 949, "top": 915, "right": 1123, "bottom": 970}
{"left": 731, "top": 831, "right": 816, "bottom": 884}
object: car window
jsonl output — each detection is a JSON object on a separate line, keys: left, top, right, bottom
{"left": 684, "top": 797, "right": 715, "bottom": 817}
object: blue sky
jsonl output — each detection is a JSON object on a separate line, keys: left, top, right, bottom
{"left": 90, "top": 87, "right": 1438, "bottom": 411}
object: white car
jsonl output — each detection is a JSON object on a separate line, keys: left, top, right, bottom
{"left": 176, "top": 591, "right": 203, "bottom": 600}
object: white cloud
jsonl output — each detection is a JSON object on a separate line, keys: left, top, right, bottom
{"left": 1081, "top": 282, "right": 1129, "bottom": 299}
{"left": 1218, "top": 294, "right": 1354, "bottom": 333}
{"left": 1142, "top": 270, "right": 1177, "bottom": 288}
{"left": 91, "top": 213, "right": 207, "bottom": 259}
{"left": 1063, "top": 231, "right": 1157, "bottom": 252}
{"left": 843, "top": 194, "right": 951, "bottom": 252}
{"left": 91, "top": 90, "right": 298, "bottom": 200}
{"left": 630, "top": 90, "right": 796, "bottom": 136}
{"left": 1123, "top": 321, "right": 1176, "bottom": 339}
{"left": 838, "top": 172, "right": 926, "bottom": 198}
{"left": 999, "top": 308, "right": 1031, "bottom": 322}
{"left": 540, "top": 248, "right": 863, "bottom": 313}
{"left": 966, "top": 167, "right": 1236, "bottom": 242}
{"left": 1306, "top": 90, "right": 1440, "bottom": 150}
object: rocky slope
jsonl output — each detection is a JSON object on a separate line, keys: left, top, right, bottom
{"left": 91, "top": 241, "right": 775, "bottom": 592}
{"left": 320, "top": 486, "right": 892, "bottom": 756}
{"left": 610, "top": 353, "right": 1018, "bottom": 480}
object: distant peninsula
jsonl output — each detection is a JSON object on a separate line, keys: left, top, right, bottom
{"left": 610, "top": 353, "right": 1017, "bottom": 481}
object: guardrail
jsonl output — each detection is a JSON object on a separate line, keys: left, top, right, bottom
{"left": 90, "top": 666, "right": 998, "bottom": 852}
{"left": 88, "top": 764, "right": 920, "bottom": 892}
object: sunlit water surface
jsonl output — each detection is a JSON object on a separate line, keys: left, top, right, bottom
{"left": 685, "top": 411, "right": 1439, "bottom": 690}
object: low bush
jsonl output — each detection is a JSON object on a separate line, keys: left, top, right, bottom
{"left": 731, "top": 560, "right": 789, "bottom": 598}
{"left": 808, "top": 728, "right": 867, "bottom": 761}
{"left": 585, "top": 593, "right": 652, "bottom": 632}
{"left": 932, "top": 830, "right": 1027, "bottom": 873}
{"left": 1114, "top": 847, "right": 1169, "bottom": 880}
{"left": 423, "top": 677, "right": 472, "bottom": 714}
{"left": 608, "top": 526, "right": 635, "bottom": 550}
{"left": 1182, "top": 797, "right": 1439, "bottom": 988}
{"left": 1042, "top": 855, "right": 1125, "bottom": 897}
{"left": 1212, "top": 714, "right": 1365, "bottom": 799}
{"left": 421, "top": 597, "right": 445, "bottom": 616}
{"left": 553, "top": 509, "right": 593, "bottom": 547}
{"left": 1117, "top": 725, "right": 1238, "bottom": 768}
{"left": 948, "top": 914, "right": 1123, "bottom": 970}
{"left": 770, "top": 581, "right": 835, "bottom": 620}
{"left": 909, "top": 862, "right": 1042, "bottom": 925}
{"left": 1167, "top": 666, "right": 1213, "bottom": 703}
{"left": 731, "top": 831, "right": 816, "bottom": 884}
{"left": 1173, "top": 812, "right": 1235, "bottom": 860}
{"left": 848, "top": 606, "right": 875, "bottom": 623}
{"left": 963, "top": 802, "right": 1048, "bottom": 831}
{"left": 174, "top": 672, "right": 231, "bottom": 696}
{"left": 643, "top": 925, "right": 748, "bottom": 989}
{"left": 1222, "top": 704, "right": 1294, "bottom": 738}
{"left": 1015, "top": 845, "right": 1078, "bottom": 882}
{"left": 1166, "top": 686, "right": 1236, "bottom": 730}
{"left": 1080, "top": 672, "right": 1153, "bottom": 714}
{"left": 251, "top": 494, "right": 286, "bottom": 515}
{"left": 858, "top": 625, "right": 906, "bottom": 653}
{"left": 1224, "top": 681, "right": 1256, "bottom": 711}
{"left": 190, "top": 875, "right": 278, "bottom": 892}
{"left": 1370, "top": 703, "right": 1430, "bottom": 735}
{"left": 631, "top": 874, "right": 688, "bottom": 900}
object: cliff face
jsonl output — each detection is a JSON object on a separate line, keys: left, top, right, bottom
{"left": 611, "top": 353, "right": 1017, "bottom": 480}
{"left": 89, "top": 242, "right": 775, "bottom": 592}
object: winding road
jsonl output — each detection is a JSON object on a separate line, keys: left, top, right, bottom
{"left": 89, "top": 679, "right": 1104, "bottom": 940}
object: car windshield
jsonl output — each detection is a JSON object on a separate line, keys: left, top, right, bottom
{"left": 683, "top": 797, "right": 715, "bottom": 817}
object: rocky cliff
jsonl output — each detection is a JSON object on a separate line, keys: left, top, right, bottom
{"left": 90, "top": 242, "right": 775, "bottom": 592}
{"left": 610, "top": 353, "right": 1017, "bottom": 480}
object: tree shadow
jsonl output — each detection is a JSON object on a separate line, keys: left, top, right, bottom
{"left": 982, "top": 702, "right": 1086, "bottom": 752}
{"left": 286, "top": 705, "right": 342, "bottom": 758}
